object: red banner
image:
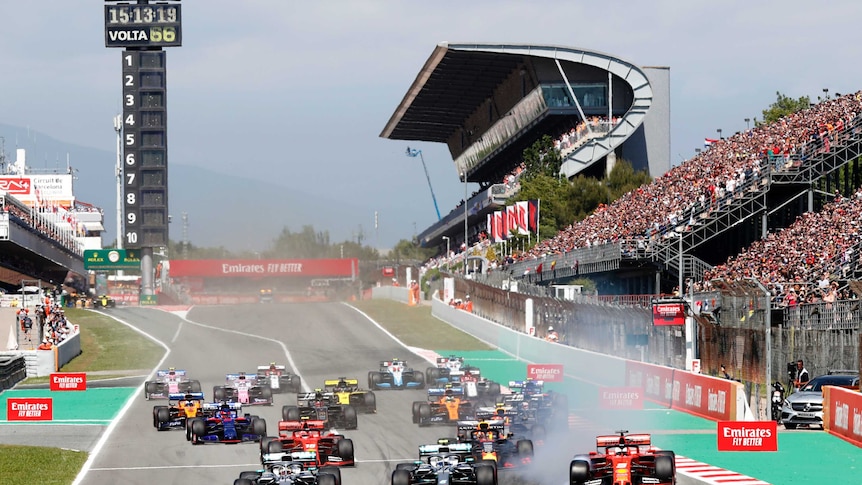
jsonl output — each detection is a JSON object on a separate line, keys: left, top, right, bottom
{"left": 7, "top": 398, "right": 53, "bottom": 421}
{"left": 599, "top": 387, "right": 644, "bottom": 409}
{"left": 824, "top": 386, "right": 862, "bottom": 448}
{"left": 717, "top": 421, "right": 777, "bottom": 451}
{"left": 626, "top": 361, "right": 739, "bottom": 421}
{"left": 169, "top": 259, "right": 358, "bottom": 278}
{"left": 652, "top": 302, "right": 686, "bottom": 326}
{"left": 50, "top": 373, "right": 87, "bottom": 391}
{"left": 626, "top": 361, "right": 675, "bottom": 406}
{"left": 527, "top": 364, "right": 564, "bottom": 382}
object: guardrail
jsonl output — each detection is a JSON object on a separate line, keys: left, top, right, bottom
{"left": 0, "top": 355, "right": 27, "bottom": 391}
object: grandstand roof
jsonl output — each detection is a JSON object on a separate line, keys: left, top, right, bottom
{"left": 380, "top": 43, "right": 525, "bottom": 142}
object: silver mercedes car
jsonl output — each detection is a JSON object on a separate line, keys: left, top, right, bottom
{"left": 780, "top": 372, "right": 859, "bottom": 429}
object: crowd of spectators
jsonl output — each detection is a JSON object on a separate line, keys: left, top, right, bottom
{"left": 1, "top": 195, "right": 84, "bottom": 255}
{"left": 15, "top": 299, "right": 75, "bottom": 349}
{"left": 555, "top": 116, "right": 618, "bottom": 158}
{"left": 513, "top": 91, "right": 862, "bottom": 265}
{"left": 697, "top": 188, "right": 862, "bottom": 303}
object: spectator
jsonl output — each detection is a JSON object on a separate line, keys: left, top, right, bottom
{"left": 37, "top": 339, "right": 53, "bottom": 351}
{"left": 720, "top": 364, "right": 731, "bottom": 380}
{"left": 545, "top": 326, "right": 559, "bottom": 342}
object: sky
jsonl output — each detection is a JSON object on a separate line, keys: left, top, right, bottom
{"left": 2, "top": 0, "right": 862, "bottom": 250}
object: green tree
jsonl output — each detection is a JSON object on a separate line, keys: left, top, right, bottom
{"left": 606, "top": 159, "right": 652, "bottom": 199}
{"left": 760, "top": 91, "right": 811, "bottom": 126}
{"left": 522, "top": 135, "right": 562, "bottom": 179}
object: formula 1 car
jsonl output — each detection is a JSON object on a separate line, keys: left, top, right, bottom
{"left": 369, "top": 359, "right": 425, "bottom": 390}
{"left": 233, "top": 460, "right": 341, "bottom": 485}
{"left": 144, "top": 368, "right": 202, "bottom": 400}
{"left": 505, "top": 379, "right": 568, "bottom": 428}
{"left": 260, "top": 418, "right": 355, "bottom": 468}
{"left": 215, "top": 372, "right": 274, "bottom": 406}
{"left": 96, "top": 294, "right": 116, "bottom": 308}
{"left": 391, "top": 440, "right": 497, "bottom": 485}
{"left": 412, "top": 385, "right": 475, "bottom": 426}
{"left": 259, "top": 288, "right": 274, "bottom": 303}
{"left": 187, "top": 402, "right": 267, "bottom": 445}
{"left": 569, "top": 431, "right": 676, "bottom": 485}
{"left": 152, "top": 392, "right": 206, "bottom": 431}
{"left": 474, "top": 402, "right": 546, "bottom": 443}
{"left": 426, "top": 356, "right": 501, "bottom": 400}
{"left": 257, "top": 363, "right": 302, "bottom": 394}
{"left": 324, "top": 377, "right": 376, "bottom": 413}
{"left": 456, "top": 420, "right": 533, "bottom": 469}
{"left": 281, "top": 389, "right": 358, "bottom": 430}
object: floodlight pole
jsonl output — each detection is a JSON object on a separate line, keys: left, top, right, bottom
{"left": 406, "top": 147, "right": 441, "bottom": 221}
{"left": 113, "top": 114, "right": 124, "bottom": 277}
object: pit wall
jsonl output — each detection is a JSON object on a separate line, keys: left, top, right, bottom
{"left": 430, "top": 295, "right": 751, "bottom": 421}
{"left": 823, "top": 386, "right": 862, "bottom": 448}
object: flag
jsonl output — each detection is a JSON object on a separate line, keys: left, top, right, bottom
{"left": 515, "top": 201, "right": 529, "bottom": 235}
{"left": 536, "top": 263, "right": 543, "bottom": 274}
{"left": 494, "top": 211, "right": 505, "bottom": 243}
{"left": 527, "top": 200, "right": 540, "bottom": 233}
{"left": 506, "top": 205, "right": 517, "bottom": 238}
{"left": 704, "top": 138, "right": 719, "bottom": 148}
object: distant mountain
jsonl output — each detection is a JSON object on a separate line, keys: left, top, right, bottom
{"left": 0, "top": 123, "right": 370, "bottom": 252}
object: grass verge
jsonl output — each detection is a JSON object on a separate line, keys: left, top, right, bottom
{"left": 58, "top": 308, "right": 163, "bottom": 372}
{"left": 349, "top": 300, "right": 492, "bottom": 351}
{"left": 0, "top": 444, "right": 87, "bottom": 485}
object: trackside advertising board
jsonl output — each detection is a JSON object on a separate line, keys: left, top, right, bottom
{"left": 50, "top": 373, "right": 87, "bottom": 391}
{"left": 169, "top": 259, "right": 359, "bottom": 278}
{"left": 823, "top": 385, "right": 862, "bottom": 448}
{"left": 599, "top": 387, "right": 644, "bottom": 409}
{"left": 652, "top": 301, "right": 686, "bottom": 325}
{"left": 717, "top": 421, "right": 777, "bottom": 451}
{"left": 527, "top": 364, "right": 564, "bottom": 382}
{"left": 6, "top": 398, "right": 53, "bottom": 421}
{"left": 626, "top": 360, "right": 741, "bottom": 421}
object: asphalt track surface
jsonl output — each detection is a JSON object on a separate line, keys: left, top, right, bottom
{"left": 78, "top": 304, "right": 541, "bottom": 485}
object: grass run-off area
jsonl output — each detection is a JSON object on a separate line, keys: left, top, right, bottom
{"left": 0, "top": 444, "right": 87, "bottom": 485}
{"left": 22, "top": 308, "right": 163, "bottom": 384}
{"left": 349, "top": 299, "right": 493, "bottom": 351}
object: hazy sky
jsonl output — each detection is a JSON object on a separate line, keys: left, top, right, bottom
{"left": 2, "top": 1, "right": 861, "bottom": 249}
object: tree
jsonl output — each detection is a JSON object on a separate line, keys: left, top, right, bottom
{"left": 521, "top": 135, "right": 562, "bottom": 179}
{"left": 606, "top": 159, "right": 652, "bottom": 199}
{"left": 760, "top": 91, "right": 811, "bottom": 126}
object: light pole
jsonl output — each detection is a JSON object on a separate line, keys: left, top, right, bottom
{"left": 823, "top": 88, "right": 829, "bottom": 100}
{"left": 462, "top": 171, "right": 468, "bottom": 276}
{"left": 113, "top": 114, "right": 125, "bottom": 277}
{"left": 441, "top": 236, "right": 450, "bottom": 272}
{"left": 744, "top": 118, "right": 751, "bottom": 131}
{"left": 406, "top": 147, "right": 442, "bottom": 220}
{"left": 717, "top": 128, "right": 723, "bottom": 140}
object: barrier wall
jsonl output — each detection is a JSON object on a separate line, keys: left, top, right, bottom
{"left": 431, "top": 295, "right": 750, "bottom": 422}
{"left": 0, "top": 355, "right": 26, "bottom": 391}
{"left": 371, "top": 286, "right": 411, "bottom": 304}
{"left": 56, "top": 330, "right": 81, "bottom": 371}
{"left": 824, "top": 386, "right": 862, "bottom": 448}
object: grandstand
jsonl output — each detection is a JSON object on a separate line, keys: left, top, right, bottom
{"left": 381, "top": 42, "right": 670, "bottom": 257}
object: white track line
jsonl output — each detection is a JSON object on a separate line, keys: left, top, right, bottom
{"left": 71, "top": 311, "right": 172, "bottom": 485}
{"left": 342, "top": 303, "right": 438, "bottom": 366}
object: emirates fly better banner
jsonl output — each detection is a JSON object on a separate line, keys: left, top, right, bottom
{"left": 50, "top": 373, "right": 87, "bottom": 391}
{"left": 6, "top": 398, "right": 53, "bottom": 421}
{"left": 717, "top": 421, "right": 778, "bottom": 451}
{"left": 527, "top": 364, "right": 564, "bottom": 382}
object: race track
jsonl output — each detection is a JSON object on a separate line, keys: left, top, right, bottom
{"left": 79, "top": 303, "right": 539, "bottom": 485}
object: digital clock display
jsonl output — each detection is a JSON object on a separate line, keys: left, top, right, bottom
{"left": 105, "top": 4, "right": 182, "bottom": 47}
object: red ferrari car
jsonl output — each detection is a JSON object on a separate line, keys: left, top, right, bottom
{"left": 259, "top": 418, "right": 354, "bottom": 467}
{"left": 570, "top": 431, "right": 676, "bottom": 485}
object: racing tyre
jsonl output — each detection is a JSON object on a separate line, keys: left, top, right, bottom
{"left": 476, "top": 464, "right": 497, "bottom": 485}
{"left": 283, "top": 405, "right": 300, "bottom": 421}
{"left": 152, "top": 406, "right": 160, "bottom": 427}
{"left": 337, "top": 438, "right": 355, "bottom": 463}
{"left": 260, "top": 436, "right": 275, "bottom": 454}
{"left": 364, "top": 391, "right": 376, "bottom": 413}
{"left": 530, "top": 424, "right": 546, "bottom": 441}
{"left": 233, "top": 480, "right": 253, "bottom": 485}
{"left": 655, "top": 454, "right": 675, "bottom": 481}
{"left": 318, "top": 467, "right": 341, "bottom": 485}
{"left": 251, "top": 417, "right": 267, "bottom": 438}
{"left": 412, "top": 401, "right": 423, "bottom": 423}
{"left": 191, "top": 418, "right": 206, "bottom": 444}
{"left": 413, "top": 371, "right": 425, "bottom": 389}
{"left": 426, "top": 367, "right": 440, "bottom": 383}
{"left": 487, "top": 382, "right": 501, "bottom": 397}
{"left": 417, "top": 403, "right": 431, "bottom": 426}
{"left": 145, "top": 381, "right": 157, "bottom": 398}
{"left": 370, "top": 372, "right": 382, "bottom": 390}
{"left": 156, "top": 406, "right": 170, "bottom": 428}
{"left": 239, "top": 471, "right": 261, "bottom": 480}
{"left": 517, "top": 439, "right": 534, "bottom": 457}
{"left": 266, "top": 439, "right": 283, "bottom": 454}
{"left": 395, "top": 462, "right": 416, "bottom": 471}
{"left": 213, "top": 386, "right": 226, "bottom": 402}
{"left": 343, "top": 405, "right": 358, "bottom": 430}
{"left": 391, "top": 469, "right": 411, "bottom": 485}
{"left": 289, "top": 375, "right": 301, "bottom": 393}
{"left": 317, "top": 474, "right": 336, "bottom": 485}
{"left": 189, "top": 380, "right": 202, "bottom": 393}
{"left": 570, "top": 459, "right": 590, "bottom": 483}
{"left": 260, "top": 385, "right": 273, "bottom": 401}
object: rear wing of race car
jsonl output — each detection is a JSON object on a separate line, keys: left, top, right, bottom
{"left": 437, "top": 356, "right": 464, "bottom": 366}
{"left": 457, "top": 420, "right": 506, "bottom": 433}
{"left": 226, "top": 374, "right": 258, "bottom": 383}
{"left": 156, "top": 369, "right": 186, "bottom": 377}
{"left": 278, "top": 419, "right": 326, "bottom": 432}
{"left": 475, "top": 407, "right": 516, "bottom": 420}
{"left": 297, "top": 391, "right": 335, "bottom": 402}
{"left": 257, "top": 365, "right": 286, "bottom": 372}
{"left": 324, "top": 378, "right": 358, "bottom": 387}
{"left": 202, "top": 401, "right": 243, "bottom": 415}
{"left": 419, "top": 442, "right": 472, "bottom": 457}
{"left": 428, "top": 387, "right": 464, "bottom": 397}
{"left": 168, "top": 392, "right": 205, "bottom": 402}
{"left": 596, "top": 433, "right": 652, "bottom": 450}
{"left": 380, "top": 360, "right": 408, "bottom": 367}
{"left": 508, "top": 380, "right": 545, "bottom": 390}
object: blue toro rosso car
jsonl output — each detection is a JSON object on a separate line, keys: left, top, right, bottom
{"left": 368, "top": 359, "right": 425, "bottom": 390}
{"left": 188, "top": 402, "right": 267, "bottom": 445}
